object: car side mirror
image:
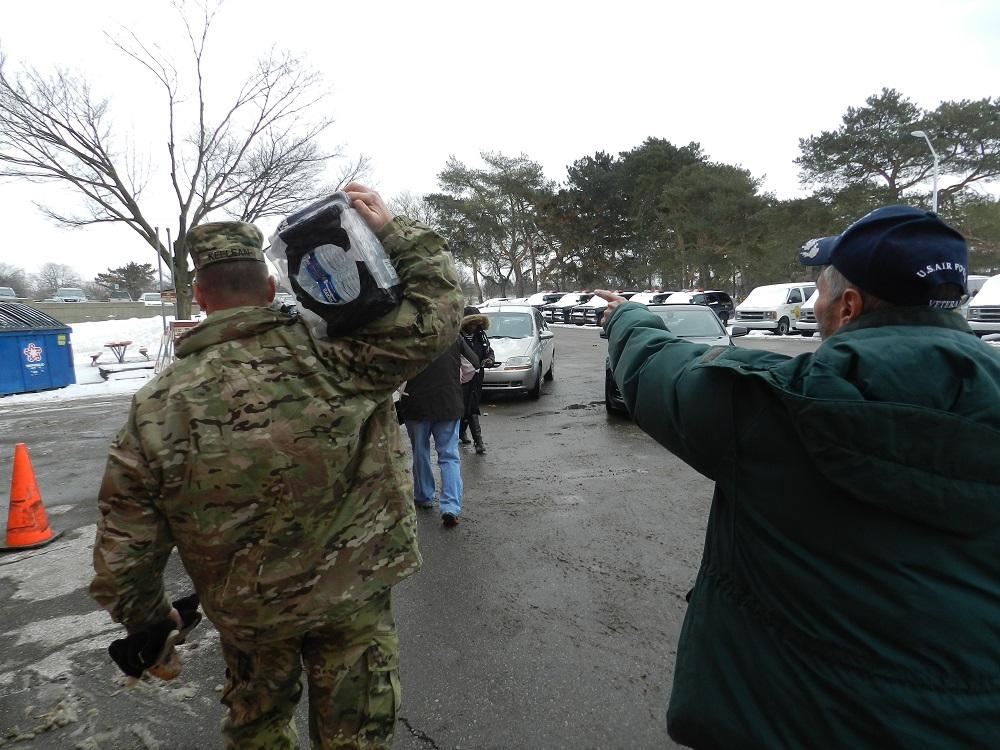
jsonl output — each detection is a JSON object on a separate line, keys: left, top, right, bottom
{"left": 730, "top": 326, "right": 749, "bottom": 337}
{"left": 599, "top": 329, "right": 608, "bottom": 340}
{"left": 539, "top": 330, "right": 554, "bottom": 340}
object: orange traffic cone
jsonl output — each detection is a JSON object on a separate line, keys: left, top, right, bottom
{"left": 2, "top": 443, "right": 63, "bottom": 551}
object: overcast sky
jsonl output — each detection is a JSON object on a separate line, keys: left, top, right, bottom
{"left": 2, "top": 0, "right": 999, "bottom": 281}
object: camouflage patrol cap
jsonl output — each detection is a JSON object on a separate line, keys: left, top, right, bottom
{"left": 187, "top": 222, "right": 265, "bottom": 270}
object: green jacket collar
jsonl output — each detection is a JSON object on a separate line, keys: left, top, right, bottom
{"left": 831, "top": 306, "right": 974, "bottom": 338}
{"left": 175, "top": 306, "right": 296, "bottom": 358}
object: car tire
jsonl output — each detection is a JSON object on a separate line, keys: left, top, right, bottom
{"left": 544, "top": 355, "right": 554, "bottom": 381}
{"left": 775, "top": 317, "right": 790, "bottom": 335}
{"left": 528, "top": 365, "right": 542, "bottom": 400}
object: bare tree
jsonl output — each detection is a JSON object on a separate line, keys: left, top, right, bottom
{"left": 333, "top": 154, "right": 374, "bottom": 192}
{"left": 0, "top": 262, "right": 29, "bottom": 296}
{"left": 32, "top": 262, "right": 82, "bottom": 299}
{"left": 388, "top": 190, "right": 440, "bottom": 227}
{"left": 0, "top": 1, "right": 341, "bottom": 317}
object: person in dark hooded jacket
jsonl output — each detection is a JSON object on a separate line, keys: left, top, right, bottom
{"left": 398, "top": 332, "right": 479, "bottom": 527}
{"left": 458, "top": 306, "right": 495, "bottom": 454}
{"left": 596, "top": 205, "right": 1000, "bottom": 749}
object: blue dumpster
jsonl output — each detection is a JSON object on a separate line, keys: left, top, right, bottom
{"left": 0, "top": 303, "right": 76, "bottom": 396}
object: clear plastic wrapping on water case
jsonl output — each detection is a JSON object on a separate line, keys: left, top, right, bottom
{"left": 266, "top": 192, "right": 402, "bottom": 338}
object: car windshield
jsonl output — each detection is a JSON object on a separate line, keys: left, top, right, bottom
{"left": 484, "top": 312, "right": 534, "bottom": 339}
{"left": 58, "top": 288, "right": 84, "bottom": 296}
{"left": 653, "top": 308, "right": 724, "bottom": 337}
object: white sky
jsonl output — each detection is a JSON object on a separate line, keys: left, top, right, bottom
{"left": 1, "top": 0, "right": 999, "bottom": 279}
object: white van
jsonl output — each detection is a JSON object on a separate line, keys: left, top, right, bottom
{"left": 735, "top": 282, "right": 816, "bottom": 335}
{"left": 959, "top": 275, "right": 990, "bottom": 319}
{"left": 793, "top": 288, "right": 819, "bottom": 337}
{"left": 966, "top": 273, "right": 1000, "bottom": 336}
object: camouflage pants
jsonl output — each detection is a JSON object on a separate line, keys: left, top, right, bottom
{"left": 219, "top": 591, "right": 400, "bottom": 749}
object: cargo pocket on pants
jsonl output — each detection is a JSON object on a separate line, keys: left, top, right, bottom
{"left": 362, "top": 641, "right": 400, "bottom": 745}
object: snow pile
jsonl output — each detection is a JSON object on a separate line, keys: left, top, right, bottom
{"left": 1, "top": 316, "right": 180, "bottom": 406}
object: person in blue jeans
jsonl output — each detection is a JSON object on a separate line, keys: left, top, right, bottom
{"left": 399, "top": 336, "right": 479, "bottom": 526}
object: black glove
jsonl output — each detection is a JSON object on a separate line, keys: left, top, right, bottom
{"left": 108, "top": 593, "right": 202, "bottom": 679}
{"left": 171, "top": 593, "right": 202, "bottom": 638}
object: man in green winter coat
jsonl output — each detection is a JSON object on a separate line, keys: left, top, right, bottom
{"left": 90, "top": 184, "right": 463, "bottom": 749}
{"left": 596, "top": 205, "right": 1000, "bottom": 749}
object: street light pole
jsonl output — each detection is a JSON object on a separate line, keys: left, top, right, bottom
{"left": 910, "top": 130, "right": 939, "bottom": 214}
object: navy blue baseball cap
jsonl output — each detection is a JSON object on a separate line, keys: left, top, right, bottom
{"left": 799, "top": 205, "right": 968, "bottom": 308}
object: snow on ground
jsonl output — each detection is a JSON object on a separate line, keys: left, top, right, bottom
{"left": 1, "top": 316, "right": 186, "bottom": 406}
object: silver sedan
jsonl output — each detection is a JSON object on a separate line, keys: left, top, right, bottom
{"left": 481, "top": 305, "right": 555, "bottom": 399}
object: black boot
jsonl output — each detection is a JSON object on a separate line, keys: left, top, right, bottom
{"left": 459, "top": 418, "right": 472, "bottom": 445}
{"left": 470, "top": 415, "right": 486, "bottom": 454}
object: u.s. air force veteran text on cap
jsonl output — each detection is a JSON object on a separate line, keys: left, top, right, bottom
{"left": 799, "top": 205, "right": 968, "bottom": 308}
{"left": 187, "top": 221, "right": 266, "bottom": 270}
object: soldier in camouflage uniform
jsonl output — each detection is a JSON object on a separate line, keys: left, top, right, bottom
{"left": 90, "top": 184, "right": 463, "bottom": 749}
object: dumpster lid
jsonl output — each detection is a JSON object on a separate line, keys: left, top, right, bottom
{"left": 0, "top": 302, "right": 72, "bottom": 332}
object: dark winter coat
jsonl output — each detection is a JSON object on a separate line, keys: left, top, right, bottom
{"left": 461, "top": 322, "right": 494, "bottom": 418}
{"left": 400, "top": 337, "right": 478, "bottom": 422}
{"left": 605, "top": 302, "right": 1000, "bottom": 749}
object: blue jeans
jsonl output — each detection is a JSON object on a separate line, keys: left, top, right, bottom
{"left": 404, "top": 420, "right": 463, "bottom": 516}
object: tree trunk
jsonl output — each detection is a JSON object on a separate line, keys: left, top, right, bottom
{"left": 526, "top": 233, "right": 538, "bottom": 294}
{"left": 173, "top": 234, "right": 194, "bottom": 320}
{"left": 512, "top": 263, "right": 524, "bottom": 296}
{"left": 700, "top": 263, "right": 712, "bottom": 289}
{"left": 471, "top": 262, "right": 484, "bottom": 302}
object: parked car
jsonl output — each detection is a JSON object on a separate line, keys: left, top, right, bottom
{"left": 524, "top": 291, "right": 567, "bottom": 310}
{"left": 570, "top": 295, "right": 607, "bottom": 325}
{"left": 53, "top": 287, "right": 88, "bottom": 302}
{"left": 141, "top": 292, "right": 163, "bottom": 306}
{"left": 568, "top": 291, "right": 649, "bottom": 325}
{"left": 966, "top": 273, "right": 1000, "bottom": 337}
{"left": 734, "top": 282, "right": 816, "bottom": 335}
{"left": 959, "top": 274, "right": 991, "bottom": 319}
{"left": 0, "top": 287, "right": 17, "bottom": 301}
{"left": 541, "top": 293, "right": 577, "bottom": 322}
{"left": 481, "top": 305, "right": 555, "bottom": 399}
{"left": 478, "top": 297, "right": 512, "bottom": 308}
{"left": 663, "top": 290, "right": 735, "bottom": 325}
{"left": 273, "top": 292, "right": 298, "bottom": 313}
{"left": 106, "top": 290, "right": 133, "bottom": 302}
{"left": 543, "top": 292, "right": 592, "bottom": 324}
{"left": 602, "top": 304, "right": 747, "bottom": 414}
{"left": 627, "top": 291, "right": 676, "bottom": 306}
{"left": 793, "top": 288, "right": 819, "bottom": 337}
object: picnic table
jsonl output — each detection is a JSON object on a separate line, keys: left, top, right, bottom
{"left": 104, "top": 340, "right": 133, "bottom": 364}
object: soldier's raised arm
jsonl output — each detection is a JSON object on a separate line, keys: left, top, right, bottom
{"left": 311, "top": 184, "right": 464, "bottom": 392}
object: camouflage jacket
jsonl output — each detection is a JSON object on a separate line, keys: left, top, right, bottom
{"left": 91, "top": 217, "right": 463, "bottom": 646}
